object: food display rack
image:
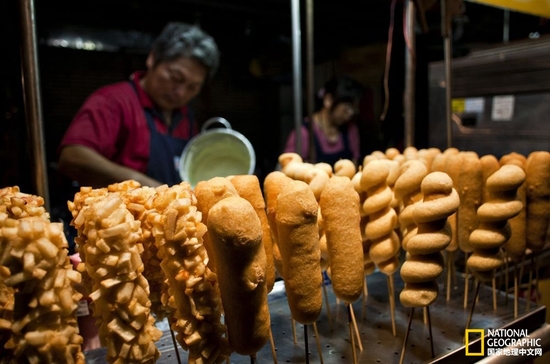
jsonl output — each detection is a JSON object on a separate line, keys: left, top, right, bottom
{"left": 84, "top": 263, "right": 550, "bottom": 364}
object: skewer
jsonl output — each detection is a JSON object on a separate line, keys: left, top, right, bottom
{"left": 312, "top": 322, "right": 324, "bottom": 364}
{"left": 169, "top": 325, "right": 182, "bottom": 364}
{"left": 349, "top": 304, "right": 363, "bottom": 351}
{"left": 347, "top": 305, "right": 358, "bottom": 364}
{"left": 504, "top": 257, "right": 509, "bottom": 305}
{"left": 426, "top": 305, "right": 435, "bottom": 358}
{"left": 514, "top": 262, "right": 518, "bottom": 318}
{"left": 399, "top": 308, "right": 415, "bottom": 364}
{"left": 446, "top": 250, "right": 454, "bottom": 301}
{"left": 291, "top": 318, "right": 297, "bottom": 344}
{"left": 269, "top": 327, "right": 278, "bottom": 364}
{"left": 304, "top": 324, "right": 309, "bottom": 364}
{"left": 534, "top": 254, "right": 540, "bottom": 306}
{"left": 491, "top": 277, "right": 497, "bottom": 311}
{"left": 423, "top": 306, "right": 428, "bottom": 325}
{"left": 466, "top": 281, "right": 482, "bottom": 332}
{"left": 387, "top": 275, "right": 397, "bottom": 336}
{"left": 361, "top": 276, "right": 368, "bottom": 321}
{"left": 463, "top": 253, "right": 470, "bottom": 309}
{"left": 321, "top": 272, "right": 332, "bottom": 330}
{"left": 250, "top": 355, "right": 256, "bottom": 364}
{"left": 527, "top": 255, "right": 534, "bottom": 311}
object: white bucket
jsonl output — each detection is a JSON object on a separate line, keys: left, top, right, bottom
{"left": 179, "top": 117, "right": 256, "bottom": 187}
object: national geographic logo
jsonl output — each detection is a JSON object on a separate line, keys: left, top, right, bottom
{"left": 465, "top": 329, "right": 543, "bottom": 357}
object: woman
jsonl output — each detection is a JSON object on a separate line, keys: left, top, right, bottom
{"left": 283, "top": 75, "right": 364, "bottom": 166}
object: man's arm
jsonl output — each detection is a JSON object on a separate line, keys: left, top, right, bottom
{"left": 58, "top": 145, "right": 162, "bottom": 188}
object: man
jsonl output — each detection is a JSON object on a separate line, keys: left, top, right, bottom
{"left": 58, "top": 22, "right": 220, "bottom": 188}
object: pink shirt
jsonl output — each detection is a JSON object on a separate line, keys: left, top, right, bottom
{"left": 59, "top": 72, "right": 197, "bottom": 173}
{"left": 283, "top": 121, "right": 360, "bottom": 163}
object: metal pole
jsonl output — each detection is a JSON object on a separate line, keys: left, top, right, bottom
{"left": 442, "top": 0, "right": 453, "bottom": 148}
{"left": 404, "top": 0, "right": 416, "bottom": 148}
{"left": 305, "top": 0, "right": 315, "bottom": 162}
{"left": 20, "top": 0, "right": 50, "bottom": 210}
{"left": 291, "top": 0, "right": 303, "bottom": 157}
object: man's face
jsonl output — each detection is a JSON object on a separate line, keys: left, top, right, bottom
{"left": 145, "top": 55, "right": 208, "bottom": 111}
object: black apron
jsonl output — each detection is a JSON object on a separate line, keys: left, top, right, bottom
{"left": 130, "top": 82, "right": 192, "bottom": 185}
{"left": 312, "top": 124, "right": 354, "bottom": 166}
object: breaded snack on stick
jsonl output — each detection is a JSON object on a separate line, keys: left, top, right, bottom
{"left": 194, "top": 177, "right": 239, "bottom": 273}
{"left": 207, "top": 196, "right": 271, "bottom": 356}
{"left": 275, "top": 180, "right": 322, "bottom": 324}
{"left": 525, "top": 151, "right": 550, "bottom": 252}
{"left": 263, "top": 171, "right": 293, "bottom": 278}
{"left": 229, "top": 175, "right": 276, "bottom": 293}
{"left": 319, "top": 176, "right": 364, "bottom": 303}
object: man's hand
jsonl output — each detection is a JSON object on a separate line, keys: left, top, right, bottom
{"left": 58, "top": 145, "right": 163, "bottom": 188}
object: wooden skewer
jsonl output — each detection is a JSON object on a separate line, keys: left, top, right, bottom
{"left": 426, "top": 305, "right": 435, "bottom": 358}
{"left": 321, "top": 272, "right": 332, "bottom": 330}
{"left": 423, "top": 306, "right": 428, "bottom": 325}
{"left": 504, "top": 257, "right": 510, "bottom": 305}
{"left": 169, "top": 325, "right": 182, "bottom": 364}
{"left": 268, "top": 327, "right": 278, "bottom": 364}
{"left": 446, "top": 250, "right": 454, "bottom": 301}
{"left": 312, "top": 322, "right": 324, "bottom": 364}
{"left": 291, "top": 318, "right": 297, "bottom": 344}
{"left": 304, "top": 324, "right": 309, "bottom": 364}
{"left": 349, "top": 304, "right": 363, "bottom": 351}
{"left": 361, "top": 276, "right": 368, "bottom": 321}
{"left": 534, "top": 254, "right": 540, "bottom": 306}
{"left": 347, "top": 305, "right": 358, "bottom": 364}
{"left": 466, "top": 281, "right": 482, "bottom": 332}
{"left": 387, "top": 275, "right": 397, "bottom": 336}
{"left": 492, "top": 277, "right": 497, "bottom": 311}
{"left": 250, "top": 355, "right": 256, "bottom": 364}
{"left": 463, "top": 254, "right": 470, "bottom": 309}
{"left": 527, "top": 255, "right": 534, "bottom": 311}
{"left": 514, "top": 262, "right": 518, "bottom": 318}
{"left": 399, "top": 307, "right": 415, "bottom": 364}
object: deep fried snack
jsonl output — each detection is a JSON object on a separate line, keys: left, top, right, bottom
{"left": 207, "top": 196, "right": 270, "bottom": 356}
{"left": 467, "top": 165, "right": 525, "bottom": 281}
{"left": 275, "top": 180, "right": 322, "bottom": 324}
{"left": 319, "top": 176, "right": 364, "bottom": 303}
{"left": 400, "top": 172, "right": 459, "bottom": 307}
{"left": 72, "top": 193, "right": 162, "bottom": 363}
{"left": 0, "top": 215, "right": 85, "bottom": 364}
{"left": 150, "top": 183, "right": 230, "bottom": 364}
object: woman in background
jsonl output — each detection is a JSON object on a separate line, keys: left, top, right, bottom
{"left": 283, "top": 75, "right": 364, "bottom": 166}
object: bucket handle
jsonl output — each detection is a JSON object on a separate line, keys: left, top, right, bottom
{"left": 202, "top": 117, "right": 232, "bottom": 132}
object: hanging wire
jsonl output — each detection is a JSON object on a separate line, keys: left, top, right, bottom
{"left": 380, "top": 0, "right": 398, "bottom": 121}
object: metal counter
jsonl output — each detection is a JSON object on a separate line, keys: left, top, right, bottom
{"left": 84, "top": 268, "right": 549, "bottom": 364}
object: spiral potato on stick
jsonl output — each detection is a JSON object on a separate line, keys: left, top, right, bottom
{"left": 361, "top": 160, "right": 400, "bottom": 275}
{"left": 499, "top": 153, "right": 528, "bottom": 262}
{"left": 399, "top": 172, "right": 459, "bottom": 307}
{"left": 467, "top": 165, "right": 525, "bottom": 282}
{"left": 394, "top": 160, "right": 428, "bottom": 252}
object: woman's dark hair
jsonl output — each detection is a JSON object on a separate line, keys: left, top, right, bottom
{"left": 150, "top": 22, "right": 220, "bottom": 79}
{"left": 320, "top": 75, "right": 364, "bottom": 111}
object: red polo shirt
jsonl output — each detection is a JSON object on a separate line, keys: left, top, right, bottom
{"left": 59, "top": 71, "right": 198, "bottom": 173}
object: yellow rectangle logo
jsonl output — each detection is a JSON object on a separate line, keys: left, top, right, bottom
{"left": 465, "top": 329, "right": 485, "bottom": 356}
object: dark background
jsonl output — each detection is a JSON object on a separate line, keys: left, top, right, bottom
{"left": 2, "top": 0, "right": 549, "bottom": 215}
